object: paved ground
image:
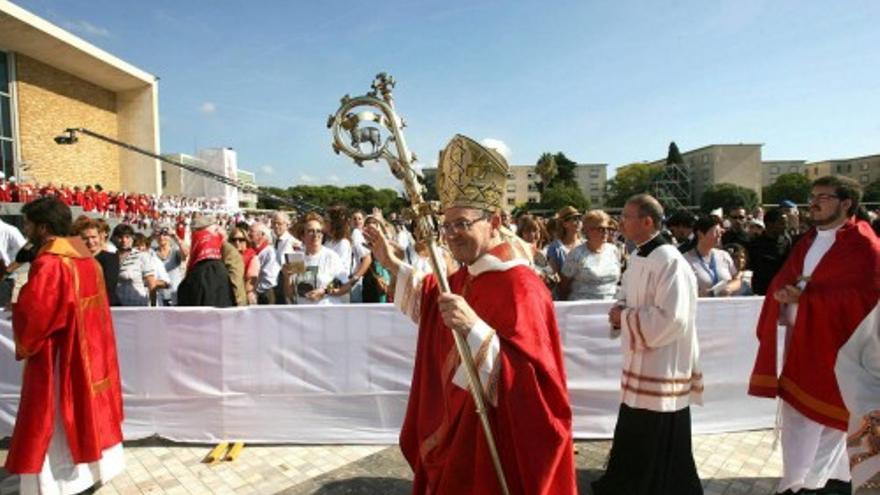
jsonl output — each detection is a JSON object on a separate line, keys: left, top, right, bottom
{"left": 0, "top": 429, "right": 783, "bottom": 495}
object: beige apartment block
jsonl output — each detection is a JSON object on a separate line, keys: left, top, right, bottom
{"left": 0, "top": 0, "right": 161, "bottom": 194}
{"left": 503, "top": 163, "right": 608, "bottom": 211}
{"left": 649, "top": 144, "right": 763, "bottom": 205}
{"left": 803, "top": 154, "right": 880, "bottom": 186}
{"left": 762, "top": 160, "right": 806, "bottom": 187}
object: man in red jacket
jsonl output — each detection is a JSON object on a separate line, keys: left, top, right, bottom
{"left": 6, "top": 196, "right": 125, "bottom": 494}
{"left": 365, "top": 135, "right": 576, "bottom": 495}
{"left": 749, "top": 176, "right": 880, "bottom": 495}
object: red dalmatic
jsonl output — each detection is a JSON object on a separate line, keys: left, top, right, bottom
{"left": 400, "top": 245, "right": 576, "bottom": 495}
{"left": 5, "top": 237, "right": 124, "bottom": 474}
{"left": 749, "top": 219, "right": 880, "bottom": 430}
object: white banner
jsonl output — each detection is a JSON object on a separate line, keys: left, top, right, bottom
{"left": 0, "top": 298, "right": 777, "bottom": 443}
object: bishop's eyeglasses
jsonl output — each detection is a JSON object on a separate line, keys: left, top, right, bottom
{"left": 440, "top": 215, "right": 488, "bottom": 236}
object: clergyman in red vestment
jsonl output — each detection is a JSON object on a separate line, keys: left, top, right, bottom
{"left": 364, "top": 135, "right": 577, "bottom": 495}
{"left": 749, "top": 176, "right": 880, "bottom": 494}
{"left": 5, "top": 197, "right": 125, "bottom": 495}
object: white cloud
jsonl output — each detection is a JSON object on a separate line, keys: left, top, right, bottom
{"left": 327, "top": 174, "right": 341, "bottom": 183}
{"left": 259, "top": 165, "right": 275, "bottom": 176}
{"left": 299, "top": 174, "right": 316, "bottom": 183}
{"left": 64, "top": 20, "right": 110, "bottom": 37}
{"left": 199, "top": 102, "right": 217, "bottom": 115}
{"left": 480, "top": 138, "right": 511, "bottom": 160}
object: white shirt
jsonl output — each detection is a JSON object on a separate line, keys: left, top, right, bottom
{"left": 117, "top": 251, "right": 155, "bottom": 306}
{"left": 296, "top": 248, "right": 348, "bottom": 305}
{"left": 255, "top": 245, "right": 280, "bottom": 294}
{"left": 683, "top": 248, "right": 738, "bottom": 297}
{"left": 273, "top": 232, "right": 299, "bottom": 267}
{"left": 0, "top": 219, "right": 25, "bottom": 266}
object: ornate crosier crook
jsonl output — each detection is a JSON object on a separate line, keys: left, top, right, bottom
{"left": 328, "top": 73, "right": 511, "bottom": 495}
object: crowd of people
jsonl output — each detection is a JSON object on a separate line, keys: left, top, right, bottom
{"left": 3, "top": 174, "right": 879, "bottom": 313}
{"left": 0, "top": 176, "right": 232, "bottom": 231}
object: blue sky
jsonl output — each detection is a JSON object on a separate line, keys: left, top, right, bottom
{"left": 14, "top": 0, "right": 880, "bottom": 190}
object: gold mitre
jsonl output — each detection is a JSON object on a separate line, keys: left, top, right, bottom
{"left": 437, "top": 134, "right": 508, "bottom": 211}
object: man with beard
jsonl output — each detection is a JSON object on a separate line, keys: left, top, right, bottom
{"left": 750, "top": 176, "right": 880, "bottom": 495}
{"left": 722, "top": 206, "right": 751, "bottom": 247}
{"left": 5, "top": 197, "right": 125, "bottom": 494}
{"left": 364, "top": 135, "right": 576, "bottom": 494}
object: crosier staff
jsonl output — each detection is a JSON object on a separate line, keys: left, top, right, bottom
{"left": 327, "top": 73, "right": 511, "bottom": 495}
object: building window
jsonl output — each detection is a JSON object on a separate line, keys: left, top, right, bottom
{"left": 507, "top": 197, "right": 515, "bottom": 206}
{"left": 789, "top": 166, "right": 800, "bottom": 172}
{"left": 506, "top": 184, "right": 516, "bottom": 193}
{"left": 0, "top": 51, "right": 14, "bottom": 180}
{"left": 506, "top": 173, "right": 514, "bottom": 180}
{"left": 591, "top": 196, "right": 600, "bottom": 203}
{"left": 862, "top": 162, "right": 870, "bottom": 171}
{"left": 861, "top": 175, "right": 869, "bottom": 184}
{"left": 589, "top": 171, "right": 599, "bottom": 178}
{"left": 527, "top": 197, "right": 537, "bottom": 204}
{"left": 527, "top": 172, "right": 535, "bottom": 180}
{"left": 161, "top": 170, "right": 168, "bottom": 188}
{"left": 770, "top": 166, "right": 779, "bottom": 174}
{"left": 527, "top": 183, "right": 538, "bottom": 192}
{"left": 702, "top": 155, "right": 708, "bottom": 164}
{"left": 590, "top": 184, "right": 600, "bottom": 192}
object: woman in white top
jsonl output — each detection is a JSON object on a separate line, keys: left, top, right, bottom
{"left": 684, "top": 215, "right": 742, "bottom": 297}
{"left": 285, "top": 212, "right": 355, "bottom": 305}
{"left": 112, "top": 224, "right": 159, "bottom": 306}
{"left": 559, "top": 210, "right": 621, "bottom": 300}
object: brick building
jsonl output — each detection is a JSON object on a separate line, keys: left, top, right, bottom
{"left": 0, "top": 1, "right": 161, "bottom": 193}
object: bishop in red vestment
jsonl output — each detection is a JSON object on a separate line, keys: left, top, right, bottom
{"left": 364, "top": 135, "right": 576, "bottom": 495}
{"left": 5, "top": 197, "right": 125, "bottom": 494}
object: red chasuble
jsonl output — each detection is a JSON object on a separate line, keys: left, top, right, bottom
{"left": 749, "top": 219, "right": 880, "bottom": 431}
{"left": 400, "top": 244, "right": 576, "bottom": 495}
{"left": 5, "top": 237, "right": 124, "bottom": 474}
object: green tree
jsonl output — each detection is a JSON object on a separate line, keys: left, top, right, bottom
{"left": 604, "top": 162, "right": 663, "bottom": 207}
{"left": 666, "top": 141, "right": 685, "bottom": 165}
{"left": 534, "top": 153, "right": 558, "bottom": 192}
{"left": 700, "top": 183, "right": 758, "bottom": 213}
{"left": 762, "top": 173, "right": 811, "bottom": 205}
{"left": 552, "top": 152, "right": 578, "bottom": 186}
{"left": 862, "top": 179, "right": 880, "bottom": 203}
{"left": 421, "top": 169, "right": 438, "bottom": 201}
{"left": 256, "top": 184, "right": 406, "bottom": 213}
{"left": 536, "top": 183, "right": 590, "bottom": 212}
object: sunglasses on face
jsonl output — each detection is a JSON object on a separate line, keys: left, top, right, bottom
{"left": 230, "top": 237, "right": 247, "bottom": 243}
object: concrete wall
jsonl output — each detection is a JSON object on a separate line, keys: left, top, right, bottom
{"left": 804, "top": 155, "right": 880, "bottom": 186}
{"left": 712, "top": 145, "right": 763, "bottom": 203}
{"left": 762, "top": 160, "right": 806, "bottom": 187}
{"left": 14, "top": 54, "right": 121, "bottom": 189}
{"left": 574, "top": 164, "right": 607, "bottom": 207}
{"left": 117, "top": 84, "right": 160, "bottom": 193}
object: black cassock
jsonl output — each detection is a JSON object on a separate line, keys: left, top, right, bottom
{"left": 177, "top": 259, "right": 235, "bottom": 307}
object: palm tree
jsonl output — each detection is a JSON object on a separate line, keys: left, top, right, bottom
{"left": 535, "top": 152, "right": 558, "bottom": 193}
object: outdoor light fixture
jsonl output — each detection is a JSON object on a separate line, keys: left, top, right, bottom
{"left": 53, "top": 129, "right": 79, "bottom": 145}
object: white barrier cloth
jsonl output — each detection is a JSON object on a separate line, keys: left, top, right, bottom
{"left": 0, "top": 298, "right": 776, "bottom": 443}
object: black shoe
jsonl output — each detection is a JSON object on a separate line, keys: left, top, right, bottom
{"left": 819, "top": 479, "right": 851, "bottom": 495}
